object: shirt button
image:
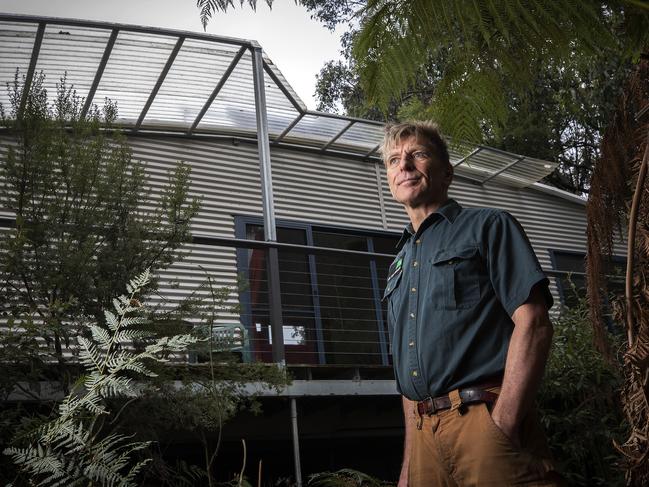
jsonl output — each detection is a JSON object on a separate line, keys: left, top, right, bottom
{"left": 411, "top": 287, "right": 416, "bottom": 292}
{"left": 412, "top": 370, "right": 418, "bottom": 377}
{"left": 409, "top": 312, "right": 415, "bottom": 319}
{"left": 413, "top": 261, "right": 418, "bottom": 267}
{"left": 409, "top": 341, "right": 415, "bottom": 348}
{"left": 415, "top": 239, "right": 421, "bottom": 244}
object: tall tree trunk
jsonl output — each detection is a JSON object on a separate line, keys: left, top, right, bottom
{"left": 586, "top": 59, "right": 649, "bottom": 486}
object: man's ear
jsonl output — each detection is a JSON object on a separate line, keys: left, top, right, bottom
{"left": 445, "top": 165, "right": 454, "bottom": 185}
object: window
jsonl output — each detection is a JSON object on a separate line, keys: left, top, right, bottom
{"left": 550, "top": 250, "right": 625, "bottom": 309}
{"left": 236, "top": 217, "right": 399, "bottom": 366}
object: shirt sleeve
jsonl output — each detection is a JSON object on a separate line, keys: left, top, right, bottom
{"left": 485, "top": 210, "right": 553, "bottom": 316}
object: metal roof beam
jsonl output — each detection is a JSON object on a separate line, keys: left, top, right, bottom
{"left": 364, "top": 143, "right": 381, "bottom": 158}
{"left": 453, "top": 147, "right": 481, "bottom": 167}
{"left": 262, "top": 59, "right": 305, "bottom": 113}
{"left": 304, "top": 109, "right": 384, "bottom": 126}
{"left": 18, "top": 22, "right": 45, "bottom": 118}
{"left": 188, "top": 45, "right": 247, "bottom": 135}
{"left": 134, "top": 36, "right": 184, "bottom": 132}
{"left": 481, "top": 156, "right": 526, "bottom": 185}
{"left": 272, "top": 112, "right": 304, "bottom": 145}
{"left": 0, "top": 14, "right": 253, "bottom": 48}
{"left": 81, "top": 28, "right": 118, "bottom": 119}
{"left": 321, "top": 120, "right": 355, "bottom": 152}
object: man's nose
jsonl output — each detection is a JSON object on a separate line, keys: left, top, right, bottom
{"left": 396, "top": 153, "right": 415, "bottom": 170}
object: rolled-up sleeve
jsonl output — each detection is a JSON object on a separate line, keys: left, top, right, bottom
{"left": 485, "top": 211, "right": 553, "bottom": 316}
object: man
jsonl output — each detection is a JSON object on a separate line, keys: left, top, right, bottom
{"left": 381, "top": 121, "right": 561, "bottom": 486}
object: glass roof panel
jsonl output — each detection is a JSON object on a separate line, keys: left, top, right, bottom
{"left": 335, "top": 122, "right": 384, "bottom": 150}
{"left": 188, "top": 50, "right": 301, "bottom": 135}
{"left": 198, "top": 52, "right": 294, "bottom": 134}
{"left": 0, "top": 21, "right": 39, "bottom": 111}
{"left": 92, "top": 31, "right": 179, "bottom": 123}
{"left": 34, "top": 24, "right": 112, "bottom": 105}
{"left": 476, "top": 149, "right": 518, "bottom": 172}
{"left": 0, "top": 16, "right": 561, "bottom": 190}
{"left": 144, "top": 38, "right": 243, "bottom": 128}
{"left": 286, "top": 113, "right": 352, "bottom": 145}
{"left": 489, "top": 156, "right": 559, "bottom": 188}
{"left": 449, "top": 141, "right": 480, "bottom": 164}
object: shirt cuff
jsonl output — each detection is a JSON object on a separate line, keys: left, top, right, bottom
{"left": 503, "top": 272, "right": 553, "bottom": 317}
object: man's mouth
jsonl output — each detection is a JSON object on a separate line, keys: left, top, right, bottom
{"left": 399, "top": 177, "right": 420, "bottom": 186}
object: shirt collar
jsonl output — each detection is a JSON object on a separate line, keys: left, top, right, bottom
{"left": 395, "top": 199, "right": 463, "bottom": 250}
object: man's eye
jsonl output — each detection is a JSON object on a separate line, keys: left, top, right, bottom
{"left": 388, "top": 157, "right": 400, "bottom": 166}
{"left": 413, "top": 151, "right": 428, "bottom": 160}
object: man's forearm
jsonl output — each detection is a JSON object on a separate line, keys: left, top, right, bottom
{"left": 491, "top": 287, "right": 553, "bottom": 443}
{"left": 399, "top": 396, "right": 417, "bottom": 486}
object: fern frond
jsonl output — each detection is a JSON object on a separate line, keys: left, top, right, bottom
{"left": 4, "top": 445, "right": 65, "bottom": 477}
{"left": 118, "top": 360, "right": 154, "bottom": 377}
{"left": 113, "top": 298, "right": 123, "bottom": 314}
{"left": 124, "top": 457, "right": 153, "bottom": 483}
{"left": 104, "top": 309, "right": 119, "bottom": 331}
{"left": 354, "top": 0, "right": 624, "bottom": 141}
{"left": 50, "top": 422, "right": 88, "bottom": 453}
{"left": 89, "top": 324, "right": 112, "bottom": 348}
{"left": 78, "top": 336, "right": 102, "bottom": 371}
{"left": 113, "top": 328, "right": 150, "bottom": 344}
{"left": 97, "top": 375, "right": 136, "bottom": 398}
{"left": 128, "top": 267, "right": 151, "bottom": 291}
{"left": 77, "top": 393, "right": 107, "bottom": 416}
{"left": 119, "top": 315, "right": 148, "bottom": 328}
{"left": 106, "top": 350, "right": 135, "bottom": 373}
{"left": 5, "top": 269, "right": 198, "bottom": 487}
{"left": 154, "top": 334, "right": 198, "bottom": 352}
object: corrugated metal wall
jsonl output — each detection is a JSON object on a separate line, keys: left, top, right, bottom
{"left": 125, "top": 137, "right": 625, "bottom": 321}
{"left": 128, "top": 137, "right": 263, "bottom": 325}
{"left": 0, "top": 134, "right": 628, "bottom": 355}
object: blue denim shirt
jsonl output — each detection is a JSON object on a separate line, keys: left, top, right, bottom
{"left": 383, "top": 199, "right": 552, "bottom": 400}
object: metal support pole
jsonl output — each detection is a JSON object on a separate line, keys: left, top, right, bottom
{"left": 252, "top": 45, "right": 285, "bottom": 365}
{"left": 290, "top": 398, "right": 303, "bottom": 487}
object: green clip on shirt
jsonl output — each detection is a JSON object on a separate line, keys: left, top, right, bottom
{"left": 383, "top": 199, "right": 553, "bottom": 401}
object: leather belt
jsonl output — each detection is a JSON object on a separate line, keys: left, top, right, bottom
{"left": 416, "top": 385, "right": 500, "bottom": 416}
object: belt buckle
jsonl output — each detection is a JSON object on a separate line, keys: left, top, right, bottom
{"left": 424, "top": 396, "right": 436, "bottom": 415}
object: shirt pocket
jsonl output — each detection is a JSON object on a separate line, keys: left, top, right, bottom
{"left": 429, "top": 246, "right": 481, "bottom": 309}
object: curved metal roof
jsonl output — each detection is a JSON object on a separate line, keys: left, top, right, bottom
{"left": 0, "top": 14, "right": 560, "bottom": 189}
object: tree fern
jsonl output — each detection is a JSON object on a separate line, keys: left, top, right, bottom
{"left": 352, "top": 0, "right": 648, "bottom": 142}
{"left": 3, "top": 269, "right": 198, "bottom": 486}
{"left": 196, "top": 0, "right": 273, "bottom": 29}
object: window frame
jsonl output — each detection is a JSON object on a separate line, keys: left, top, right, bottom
{"left": 548, "top": 248, "right": 626, "bottom": 308}
{"left": 234, "top": 215, "right": 399, "bottom": 366}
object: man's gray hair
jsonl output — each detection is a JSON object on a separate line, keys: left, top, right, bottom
{"left": 381, "top": 121, "right": 450, "bottom": 167}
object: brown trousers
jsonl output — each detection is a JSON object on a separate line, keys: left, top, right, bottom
{"left": 409, "top": 388, "right": 563, "bottom": 486}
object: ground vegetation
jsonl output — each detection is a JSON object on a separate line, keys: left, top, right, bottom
{"left": 0, "top": 73, "right": 288, "bottom": 485}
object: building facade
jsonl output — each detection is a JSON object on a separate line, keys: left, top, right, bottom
{"left": 0, "top": 15, "right": 627, "bottom": 484}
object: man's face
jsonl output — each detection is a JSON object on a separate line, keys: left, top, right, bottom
{"left": 385, "top": 135, "right": 452, "bottom": 209}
